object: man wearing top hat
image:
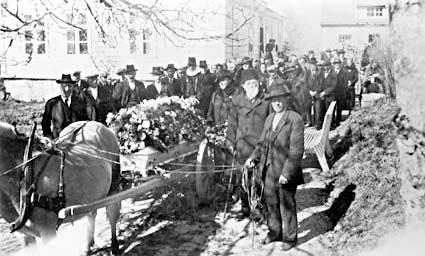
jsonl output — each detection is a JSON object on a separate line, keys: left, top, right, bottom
{"left": 145, "top": 67, "right": 166, "bottom": 99}
{"left": 162, "top": 64, "right": 182, "bottom": 97}
{"left": 226, "top": 68, "right": 270, "bottom": 220}
{"left": 41, "top": 74, "right": 87, "bottom": 139}
{"left": 72, "top": 70, "right": 89, "bottom": 97}
{"left": 245, "top": 83, "right": 304, "bottom": 250}
{"left": 114, "top": 64, "right": 147, "bottom": 109}
{"left": 82, "top": 73, "right": 115, "bottom": 124}
{"left": 183, "top": 57, "right": 201, "bottom": 98}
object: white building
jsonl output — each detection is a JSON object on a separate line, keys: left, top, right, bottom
{"left": 321, "top": 0, "right": 390, "bottom": 49}
{"left": 0, "top": 0, "right": 284, "bottom": 101}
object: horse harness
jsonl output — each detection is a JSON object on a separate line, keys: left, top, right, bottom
{"left": 11, "top": 121, "right": 87, "bottom": 233}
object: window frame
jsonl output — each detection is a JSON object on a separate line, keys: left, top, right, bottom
{"left": 23, "top": 15, "right": 47, "bottom": 55}
{"left": 65, "top": 12, "right": 89, "bottom": 55}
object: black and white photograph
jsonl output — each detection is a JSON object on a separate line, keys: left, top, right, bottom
{"left": 0, "top": 0, "right": 424, "bottom": 255}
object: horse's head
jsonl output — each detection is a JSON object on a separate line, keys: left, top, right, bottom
{"left": 0, "top": 122, "right": 28, "bottom": 177}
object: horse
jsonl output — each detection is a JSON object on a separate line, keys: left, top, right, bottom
{"left": 0, "top": 121, "right": 121, "bottom": 254}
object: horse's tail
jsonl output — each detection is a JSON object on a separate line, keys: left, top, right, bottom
{"left": 109, "top": 154, "right": 121, "bottom": 195}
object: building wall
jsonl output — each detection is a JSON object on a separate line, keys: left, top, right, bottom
{"left": 321, "top": 25, "right": 389, "bottom": 49}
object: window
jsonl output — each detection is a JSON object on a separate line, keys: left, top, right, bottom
{"left": 66, "top": 12, "right": 88, "bottom": 54}
{"left": 24, "top": 15, "right": 46, "bottom": 55}
{"left": 129, "top": 29, "right": 138, "bottom": 54}
{"left": 366, "top": 6, "right": 384, "bottom": 17}
{"left": 339, "top": 34, "right": 352, "bottom": 43}
{"left": 142, "top": 29, "right": 151, "bottom": 55}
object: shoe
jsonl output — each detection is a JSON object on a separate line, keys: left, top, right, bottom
{"left": 262, "top": 236, "right": 281, "bottom": 245}
{"left": 281, "top": 241, "right": 297, "bottom": 251}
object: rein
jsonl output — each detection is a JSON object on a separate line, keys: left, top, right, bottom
{"left": 9, "top": 121, "right": 88, "bottom": 233}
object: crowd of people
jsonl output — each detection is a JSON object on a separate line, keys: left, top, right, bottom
{"left": 40, "top": 42, "right": 385, "bottom": 251}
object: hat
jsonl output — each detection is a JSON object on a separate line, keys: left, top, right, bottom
{"left": 308, "top": 50, "right": 314, "bottom": 54}
{"left": 188, "top": 57, "right": 196, "bottom": 67}
{"left": 239, "top": 56, "right": 252, "bottom": 65}
{"left": 284, "top": 63, "right": 298, "bottom": 73}
{"left": 72, "top": 71, "right": 81, "bottom": 76}
{"left": 325, "top": 48, "right": 332, "bottom": 52}
{"left": 240, "top": 68, "right": 259, "bottom": 84}
{"left": 323, "top": 60, "right": 332, "bottom": 66}
{"left": 56, "top": 74, "right": 76, "bottom": 84}
{"left": 216, "top": 70, "right": 233, "bottom": 82}
{"left": 151, "top": 67, "right": 163, "bottom": 76}
{"left": 199, "top": 60, "right": 208, "bottom": 68}
{"left": 116, "top": 68, "right": 126, "bottom": 75}
{"left": 309, "top": 57, "right": 317, "bottom": 65}
{"left": 264, "top": 84, "right": 291, "bottom": 100}
{"left": 125, "top": 64, "right": 138, "bottom": 73}
{"left": 337, "top": 49, "right": 346, "bottom": 54}
{"left": 100, "top": 72, "right": 109, "bottom": 77}
{"left": 332, "top": 58, "right": 342, "bottom": 64}
{"left": 165, "top": 64, "right": 177, "bottom": 71}
{"left": 86, "top": 73, "right": 99, "bottom": 79}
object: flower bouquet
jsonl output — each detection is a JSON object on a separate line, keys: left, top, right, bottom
{"left": 205, "top": 122, "right": 228, "bottom": 148}
{"left": 107, "top": 96, "right": 205, "bottom": 154}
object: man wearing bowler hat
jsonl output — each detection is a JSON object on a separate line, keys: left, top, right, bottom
{"left": 197, "top": 60, "right": 216, "bottom": 117}
{"left": 162, "top": 64, "right": 182, "bottom": 96}
{"left": 245, "top": 83, "right": 304, "bottom": 251}
{"left": 117, "top": 64, "right": 146, "bottom": 108}
{"left": 146, "top": 66, "right": 166, "bottom": 99}
{"left": 226, "top": 68, "right": 270, "bottom": 220}
{"left": 41, "top": 74, "right": 87, "bottom": 139}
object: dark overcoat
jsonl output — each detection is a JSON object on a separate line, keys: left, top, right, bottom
{"left": 226, "top": 92, "right": 270, "bottom": 163}
{"left": 82, "top": 86, "right": 115, "bottom": 124}
{"left": 322, "top": 70, "right": 338, "bottom": 101}
{"left": 206, "top": 85, "right": 236, "bottom": 126}
{"left": 112, "top": 80, "right": 146, "bottom": 108}
{"left": 196, "top": 72, "right": 216, "bottom": 118}
{"left": 161, "top": 76, "right": 182, "bottom": 97}
{"left": 41, "top": 95, "right": 87, "bottom": 139}
{"left": 335, "top": 69, "right": 348, "bottom": 101}
{"left": 249, "top": 110, "right": 305, "bottom": 186}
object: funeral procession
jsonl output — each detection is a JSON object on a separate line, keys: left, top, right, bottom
{"left": 0, "top": 0, "right": 424, "bottom": 255}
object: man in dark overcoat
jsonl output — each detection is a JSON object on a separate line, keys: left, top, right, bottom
{"left": 112, "top": 64, "right": 147, "bottom": 108}
{"left": 345, "top": 58, "right": 358, "bottom": 112}
{"left": 41, "top": 74, "right": 87, "bottom": 139}
{"left": 226, "top": 68, "right": 270, "bottom": 219}
{"left": 145, "top": 67, "right": 166, "bottom": 99}
{"left": 332, "top": 58, "right": 348, "bottom": 127}
{"left": 72, "top": 71, "right": 89, "bottom": 97}
{"left": 306, "top": 58, "right": 325, "bottom": 129}
{"left": 246, "top": 84, "right": 304, "bottom": 251}
{"left": 82, "top": 74, "right": 115, "bottom": 124}
{"left": 197, "top": 60, "right": 216, "bottom": 118}
{"left": 319, "top": 60, "right": 338, "bottom": 127}
{"left": 162, "top": 64, "right": 182, "bottom": 96}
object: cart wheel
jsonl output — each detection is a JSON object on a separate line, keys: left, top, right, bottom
{"left": 196, "top": 139, "right": 217, "bottom": 204}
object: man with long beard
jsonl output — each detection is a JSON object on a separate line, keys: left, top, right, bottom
{"left": 245, "top": 83, "right": 304, "bottom": 251}
{"left": 226, "top": 68, "right": 270, "bottom": 220}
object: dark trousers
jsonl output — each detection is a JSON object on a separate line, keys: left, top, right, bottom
{"left": 313, "top": 99, "right": 325, "bottom": 129}
{"left": 335, "top": 99, "right": 344, "bottom": 126}
{"left": 265, "top": 175, "right": 298, "bottom": 242}
{"left": 347, "top": 88, "right": 355, "bottom": 111}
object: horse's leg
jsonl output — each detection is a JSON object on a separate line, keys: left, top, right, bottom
{"left": 86, "top": 210, "right": 97, "bottom": 250}
{"left": 106, "top": 202, "right": 120, "bottom": 255}
{"left": 107, "top": 161, "right": 121, "bottom": 255}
